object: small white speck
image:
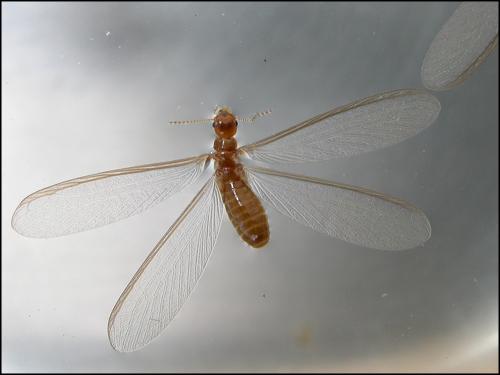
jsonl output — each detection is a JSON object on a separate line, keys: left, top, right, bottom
{"left": 118, "top": 45, "right": 122, "bottom": 49}
{"left": 422, "top": 149, "right": 426, "bottom": 153}
{"left": 89, "top": 37, "right": 94, "bottom": 41}
{"left": 381, "top": 293, "right": 388, "bottom": 298}
{"left": 200, "top": 101, "right": 204, "bottom": 105}
{"left": 77, "top": 61, "right": 81, "bottom": 65}
{"left": 473, "top": 277, "right": 478, "bottom": 283}
{"left": 372, "top": 31, "right": 376, "bottom": 36}
{"left": 221, "top": 12, "right": 225, "bottom": 16}
{"left": 105, "top": 31, "right": 111, "bottom": 36}
{"left": 176, "top": 105, "right": 181, "bottom": 110}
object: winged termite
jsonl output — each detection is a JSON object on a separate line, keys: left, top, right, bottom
{"left": 12, "top": 89, "right": 441, "bottom": 352}
{"left": 421, "top": 2, "right": 498, "bottom": 91}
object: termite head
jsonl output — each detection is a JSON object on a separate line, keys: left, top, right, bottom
{"left": 213, "top": 105, "right": 238, "bottom": 139}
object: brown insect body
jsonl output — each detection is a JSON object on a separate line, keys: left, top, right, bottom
{"left": 212, "top": 109, "right": 270, "bottom": 248}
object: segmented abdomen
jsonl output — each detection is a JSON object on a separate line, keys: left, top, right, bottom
{"left": 215, "top": 170, "right": 270, "bottom": 248}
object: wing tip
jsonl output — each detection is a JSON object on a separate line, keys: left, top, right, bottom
{"left": 410, "top": 208, "right": 432, "bottom": 250}
{"left": 10, "top": 202, "right": 36, "bottom": 238}
{"left": 390, "top": 207, "right": 432, "bottom": 251}
{"left": 107, "top": 315, "right": 146, "bottom": 353}
{"left": 11, "top": 204, "right": 22, "bottom": 234}
{"left": 420, "top": 2, "right": 499, "bottom": 92}
{"left": 404, "top": 88, "right": 442, "bottom": 127}
{"left": 11, "top": 203, "right": 72, "bottom": 239}
{"left": 425, "top": 92, "right": 442, "bottom": 126}
{"left": 107, "top": 324, "right": 129, "bottom": 353}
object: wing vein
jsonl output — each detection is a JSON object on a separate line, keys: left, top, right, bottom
{"left": 240, "top": 90, "right": 440, "bottom": 164}
{"left": 246, "top": 166, "right": 431, "bottom": 251}
{"left": 108, "top": 176, "right": 224, "bottom": 352}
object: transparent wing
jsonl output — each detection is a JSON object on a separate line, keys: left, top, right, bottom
{"left": 239, "top": 90, "right": 440, "bottom": 164}
{"left": 421, "top": 2, "right": 498, "bottom": 91}
{"left": 12, "top": 155, "right": 209, "bottom": 238}
{"left": 108, "top": 176, "right": 224, "bottom": 352}
{"left": 246, "top": 167, "right": 431, "bottom": 251}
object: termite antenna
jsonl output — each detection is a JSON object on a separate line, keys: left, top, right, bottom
{"left": 237, "top": 109, "right": 272, "bottom": 123}
{"left": 169, "top": 107, "right": 271, "bottom": 125}
{"left": 170, "top": 105, "right": 231, "bottom": 125}
{"left": 168, "top": 118, "right": 213, "bottom": 125}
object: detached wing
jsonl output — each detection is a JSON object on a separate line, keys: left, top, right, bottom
{"left": 421, "top": 2, "right": 498, "bottom": 91}
{"left": 12, "top": 155, "right": 209, "bottom": 238}
{"left": 246, "top": 167, "right": 430, "bottom": 251}
{"left": 239, "top": 90, "right": 440, "bottom": 164}
{"left": 108, "top": 176, "right": 224, "bottom": 352}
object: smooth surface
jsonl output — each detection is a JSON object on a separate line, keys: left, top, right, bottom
{"left": 2, "top": 2, "right": 498, "bottom": 372}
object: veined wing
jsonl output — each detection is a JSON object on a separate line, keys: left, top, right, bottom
{"left": 239, "top": 90, "right": 440, "bottom": 164}
{"left": 12, "top": 155, "right": 210, "bottom": 238}
{"left": 246, "top": 166, "right": 430, "bottom": 251}
{"left": 108, "top": 176, "right": 223, "bottom": 352}
{"left": 421, "top": 2, "right": 498, "bottom": 91}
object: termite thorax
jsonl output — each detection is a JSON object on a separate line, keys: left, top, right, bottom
{"left": 213, "top": 137, "right": 238, "bottom": 152}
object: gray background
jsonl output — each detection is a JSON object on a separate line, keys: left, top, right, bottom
{"left": 2, "top": 2, "right": 498, "bottom": 372}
